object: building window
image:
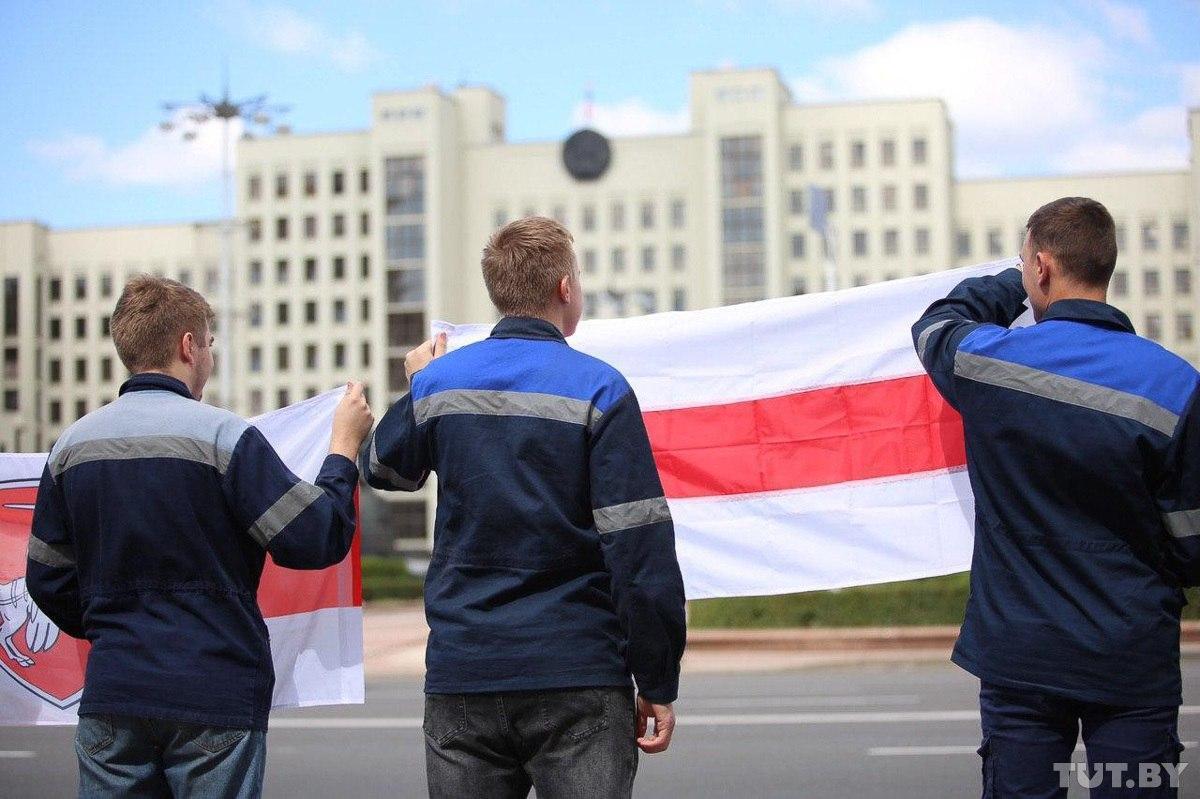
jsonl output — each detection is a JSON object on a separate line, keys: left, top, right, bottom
{"left": 884, "top": 229, "right": 899, "bottom": 256}
{"left": 333, "top": 256, "right": 346, "bottom": 280}
{"left": 882, "top": 185, "right": 897, "bottom": 212}
{"left": 640, "top": 201, "right": 655, "bottom": 230}
{"left": 48, "top": 400, "right": 61, "bottom": 424}
{"left": 386, "top": 312, "right": 425, "bottom": 347}
{"left": 1145, "top": 313, "right": 1162, "bottom": 341}
{"left": 955, "top": 230, "right": 971, "bottom": 258}
{"left": 304, "top": 301, "right": 317, "bottom": 324}
{"left": 912, "top": 137, "right": 928, "bottom": 164}
{"left": 791, "top": 234, "right": 806, "bottom": 259}
{"left": 2, "top": 278, "right": 17, "bottom": 337}
{"left": 851, "top": 186, "right": 867, "bottom": 213}
{"left": 3, "top": 390, "right": 15, "bottom": 412}
{"left": 611, "top": 247, "right": 626, "bottom": 272}
{"left": 672, "top": 288, "right": 687, "bottom": 311}
{"left": 248, "top": 174, "right": 261, "bottom": 200}
{"left": 666, "top": 200, "right": 685, "bottom": 230}
{"left": 913, "top": 183, "right": 929, "bottom": 211}
{"left": 100, "top": 357, "right": 113, "bottom": 382}
{"left": 304, "top": 258, "right": 318, "bottom": 282}
{"left": 360, "top": 212, "right": 370, "bottom": 236}
{"left": 1177, "top": 313, "right": 1194, "bottom": 342}
{"left": 880, "top": 139, "right": 896, "bottom": 167}
{"left": 75, "top": 316, "right": 87, "bottom": 338}
{"left": 359, "top": 168, "right": 369, "bottom": 194}
{"left": 914, "top": 228, "right": 931, "bottom": 255}
{"left": 1142, "top": 221, "right": 1159, "bottom": 252}
{"left": 334, "top": 343, "right": 347, "bottom": 368}
{"left": 361, "top": 341, "right": 371, "bottom": 367}
{"left": 1144, "top": 270, "right": 1160, "bottom": 296}
{"left": 641, "top": 246, "right": 655, "bottom": 272}
{"left": 386, "top": 225, "right": 424, "bottom": 260}
{"left": 360, "top": 254, "right": 370, "bottom": 278}
{"left": 850, "top": 140, "right": 865, "bottom": 168}
{"left": 277, "top": 345, "right": 290, "bottom": 371}
{"left": 1116, "top": 224, "right": 1127, "bottom": 251}
{"left": 48, "top": 317, "right": 61, "bottom": 340}
{"left": 1112, "top": 271, "right": 1128, "bottom": 296}
{"left": 305, "top": 344, "right": 318, "bottom": 369}
{"left": 852, "top": 230, "right": 868, "bottom": 257}
{"left": 671, "top": 244, "right": 686, "bottom": 271}
{"left": 276, "top": 259, "right": 289, "bottom": 284}
{"left": 249, "top": 303, "right": 262, "bottom": 327}
{"left": 332, "top": 170, "right": 345, "bottom": 195}
{"left": 582, "top": 249, "right": 597, "bottom": 273}
{"left": 333, "top": 299, "right": 347, "bottom": 324}
{"left": 552, "top": 205, "right": 567, "bottom": 224}
{"left": 386, "top": 269, "right": 424, "bottom": 303}
{"left": 303, "top": 215, "right": 317, "bottom": 239}
{"left": 49, "top": 358, "right": 61, "bottom": 383}
{"left": 178, "top": 269, "right": 192, "bottom": 287}
{"left": 275, "top": 217, "right": 289, "bottom": 241}
{"left": 582, "top": 205, "right": 596, "bottom": 232}
{"left": 493, "top": 208, "right": 507, "bottom": 229}
{"left": 610, "top": 202, "right": 625, "bottom": 231}
{"left": 277, "top": 302, "right": 289, "bottom": 326}
{"left": 1174, "top": 268, "right": 1193, "bottom": 295}
{"left": 789, "top": 190, "right": 804, "bottom": 216}
{"left": 249, "top": 347, "right": 262, "bottom": 372}
{"left": 74, "top": 358, "right": 87, "bottom": 382}
{"left": 721, "top": 136, "right": 766, "bottom": 303}
{"left": 788, "top": 144, "right": 803, "bottom": 172}
{"left": 635, "top": 290, "right": 656, "bottom": 316}
{"left": 303, "top": 171, "right": 317, "bottom": 197}
{"left": 100, "top": 275, "right": 113, "bottom": 298}
{"left": 1172, "top": 222, "right": 1189, "bottom": 251}
{"left": 987, "top": 229, "right": 1003, "bottom": 257}
{"left": 360, "top": 298, "right": 370, "bottom": 322}
{"left": 49, "top": 278, "right": 61, "bottom": 302}
{"left": 74, "top": 276, "right": 86, "bottom": 300}
{"left": 819, "top": 141, "right": 834, "bottom": 170}
{"left": 277, "top": 389, "right": 290, "bottom": 409}
{"left": 75, "top": 400, "right": 87, "bottom": 421}
{"left": 2, "top": 347, "right": 15, "bottom": 380}
{"left": 247, "top": 219, "right": 262, "bottom": 243}
{"left": 385, "top": 157, "right": 425, "bottom": 214}
{"left": 332, "top": 214, "right": 346, "bottom": 238}
{"left": 249, "top": 260, "right": 262, "bottom": 285}
{"left": 275, "top": 172, "right": 288, "bottom": 199}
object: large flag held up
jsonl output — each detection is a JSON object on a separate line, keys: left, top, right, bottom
{"left": 0, "top": 389, "right": 363, "bottom": 726}
{"left": 435, "top": 258, "right": 1026, "bottom": 600}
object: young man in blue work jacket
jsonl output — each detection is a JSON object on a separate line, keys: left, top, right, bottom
{"left": 364, "top": 216, "right": 687, "bottom": 799}
{"left": 26, "top": 275, "right": 374, "bottom": 798}
{"left": 914, "top": 197, "right": 1200, "bottom": 798}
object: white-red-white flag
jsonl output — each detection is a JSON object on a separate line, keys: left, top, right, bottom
{"left": 0, "top": 388, "right": 363, "bottom": 725}
{"left": 435, "top": 259, "right": 1025, "bottom": 599}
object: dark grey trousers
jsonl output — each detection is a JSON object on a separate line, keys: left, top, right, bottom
{"left": 424, "top": 686, "right": 638, "bottom": 799}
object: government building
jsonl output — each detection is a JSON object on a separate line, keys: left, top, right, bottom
{"left": 2, "top": 68, "right": 1198, "bottom": 549}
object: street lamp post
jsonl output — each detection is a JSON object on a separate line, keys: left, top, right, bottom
{"left": 159, "top": 77, "right": 288, "bottom": 410}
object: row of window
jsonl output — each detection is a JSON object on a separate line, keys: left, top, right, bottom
{"left": 247, "top": 341, "right": 371, "bottom": 373}
{"left": 787, "top": 136, "right": 929, "bottom": 173}
{"left": 789, "top": 183, "right": 932, "bottom": 217}
{"left": 45, "top": 315, "right": 111, "bottom": 341}
{"left": 581, "top": 288, "right": 688, "bottom": 317}
{"left": 578, "top": 244, "right": 689, "bottom": 274}
{"left": 247, "top": 254, "right": 371, "bottom": 285}
{"left": 248, "top": 297, "right": 370, "bottom": 327}
{"left": 791, "top": 227, "right": 934, "bottom": 259}
{"left": 246, "top": 211, "right": 371, "bottom": 243}
{"left": 493, "top": 199, "right": 688, "bottom": 233}
{"left": 246, "top": 168, "right": 370, "bottom": 201}
{"left": 1111, "top": 269, "right": 1194, "bottom": 297}
{"left": 956, "top": 221, "right": 1191, "bottom": 260}
{"left": 1144, "top": 312, "right": 1195, "bottom": 342}
{"left": 46, "top": 355, "right": 116, "bottom": 384}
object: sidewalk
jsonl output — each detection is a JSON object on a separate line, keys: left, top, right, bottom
{"left": 361, "top": 602, "right": 1200, "bottom": 678}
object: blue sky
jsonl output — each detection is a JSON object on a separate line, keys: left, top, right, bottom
{"left": 2, "top": 0, "right": 1198, "bottom": 228}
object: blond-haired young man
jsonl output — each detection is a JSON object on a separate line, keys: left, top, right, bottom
{"left": 365, "top": 217, "right": 687, "bottom": 799}
{"left": 27, "top": 276, "right": 373, "bottom": 798}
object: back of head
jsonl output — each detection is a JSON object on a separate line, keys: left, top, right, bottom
{"left": 481, "top": 216, "right": 576, "bottom": 317}
{"left": 110, "top": 275, "right": 214, "bottom": 373}
{"left": 1025, "top": 197, "right": 1117, "bottom": 288}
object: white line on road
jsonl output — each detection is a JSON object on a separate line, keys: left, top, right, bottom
{"left": 870, "top": 742, "right": 1198, "bottom": 757}
{"left": 683, "top": 694, "right": 923, "bottom": 709}
{"left": 0, "top": 751, "right": 36, "bottom": 759}
{"left": 271, "top": 705, "right": 1200, "bottom": 730}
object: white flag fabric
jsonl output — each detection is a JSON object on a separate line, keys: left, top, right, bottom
{"left": 434, "top": 259, "right": 1026, "bottom": 600}
{"left": 0, "top": 388, "right": 363, "bottom": 725}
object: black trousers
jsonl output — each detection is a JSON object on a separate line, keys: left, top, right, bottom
{"left": 423, "top": 686, "right": 638, "bottom": 799}
{"left": 978, "top": 681, "right": 1184, "bottom": 798}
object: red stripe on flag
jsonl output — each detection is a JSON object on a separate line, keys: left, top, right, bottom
{"left": 644, "top": 374, "right": 965, "bottom": 499}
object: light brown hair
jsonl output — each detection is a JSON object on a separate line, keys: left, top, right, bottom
{"left": 481, "top": 216, "right": 577, "bottom": 317}
{"left": 1025, "top": 197, "right": 1118, "bottom": 287}
{"left": 110, "top": 275, "right": 215, "bottom": 373}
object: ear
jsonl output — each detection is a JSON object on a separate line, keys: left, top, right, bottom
{"left": 558, "top": 274, "right": 572, "bottom": 304}
{"left": 1035, "top": 250, "right": 1053, "bottom": 290}
{"left": 179, "top": 331, "right": 196, "bottom": 366}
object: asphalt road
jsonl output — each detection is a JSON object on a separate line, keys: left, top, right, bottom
{"left": 3, "top": 660, "right": 1199, "bottom": 798}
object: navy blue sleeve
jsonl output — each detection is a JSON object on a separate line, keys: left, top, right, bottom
{"left": 360, "top": 392, "right": 429, "bottom": 492}
{"left": 589, "top": 385, "right": 687, "bottom": 704}
{"left": 1159, "top": 386, "right": 1200, "bottom": 586}
{"left": 26, "top": 462, "right": 86, "bottom": 639}
{"left": 223, "top": 427, "right": 359, "bottom": 570}
{"left": 911, "top": 267, "right": 1028, "bottom": 408}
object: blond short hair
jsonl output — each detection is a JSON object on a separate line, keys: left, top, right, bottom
{"left": 481, "top": 216, "right": 576, "bottom": 317}
{"left": 110, "top": 275, "right": 215, "bottom": 373}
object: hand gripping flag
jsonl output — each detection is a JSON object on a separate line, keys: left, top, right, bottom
{"left": 0, "top": 388, "right": 363, "bottom": 725}
{"left": 434, "top": 259, "right": 1028, "bottom": 600}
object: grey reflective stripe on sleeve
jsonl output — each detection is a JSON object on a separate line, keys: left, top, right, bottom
{"left": 27, "top": 536, "right": 75, "bottom": 568}
{"left": 368, "top": 435, "right": 422, "bottom": 490}
{"left": 248, "top": 481, "right": 326, "bottom": 548}
{"left": 593, "top": 497, "right": 672, "bottom": 535}
{"left": 916, "top": 319, "right": 954, "bottom": 364}
{"left": 953, "top": 351, "right": 1180, "bottom": 437}
{"left": 50, "top": 435, "right": 234, "bottom": 478}
{"left": 413, "top": 389, "right": 602, "bottom": 429}
{"left": 1164, "top": 509, "right": 1200, "bottom": 539}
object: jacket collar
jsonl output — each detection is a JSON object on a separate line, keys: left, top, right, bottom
{"left": 119, "top": 372, "right": 196, "bottom": 400}
{"left": 489, "top": 316, "right": 568, "bottom": 343}
{"left": 1041, "top": 299, "right": 1135, "bottom": 334}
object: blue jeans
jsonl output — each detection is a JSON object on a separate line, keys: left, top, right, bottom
{"left": 978, "top": 681, "right": 1184, "bottom": 798}
{"left": 75, "top": 713, "right": 265, "bottom": 799}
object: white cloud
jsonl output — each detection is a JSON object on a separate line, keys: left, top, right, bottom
{"left": 1054, "top": 105, "right": 1189, "bottom": 172}
{"left": 205, "top": 1, "right": 383, "bottom": 73}
{"left": 570, "top": 98, "right": 689, "bottom": 138}
{"left": 27, "top": 110, "right": 241, "bottom": 189}
{"left": 771, "top": 0, "right": 878, "bottom": 17}
{"left": 1095, "top": 0, "right": 1153, "bottom": 46}
{"left": 1182, "top": 63, "right": 1200, "bottom": 105}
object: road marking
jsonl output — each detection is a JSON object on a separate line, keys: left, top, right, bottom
{"left": 870, "top": 742, "right": 1198, "bottom": 757}
{"left": 271, "top": 706, "right": 1200, "bottom": 731}
{"left": 0, "top": 751, "right": 36, "bottom": 759}
{"left": 683, "top": 694, "right": 922, "bottom": 709}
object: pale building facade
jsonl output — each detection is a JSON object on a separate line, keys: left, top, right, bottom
{"left": 2, "top": 71, "right": 1196, "bottom": 548}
